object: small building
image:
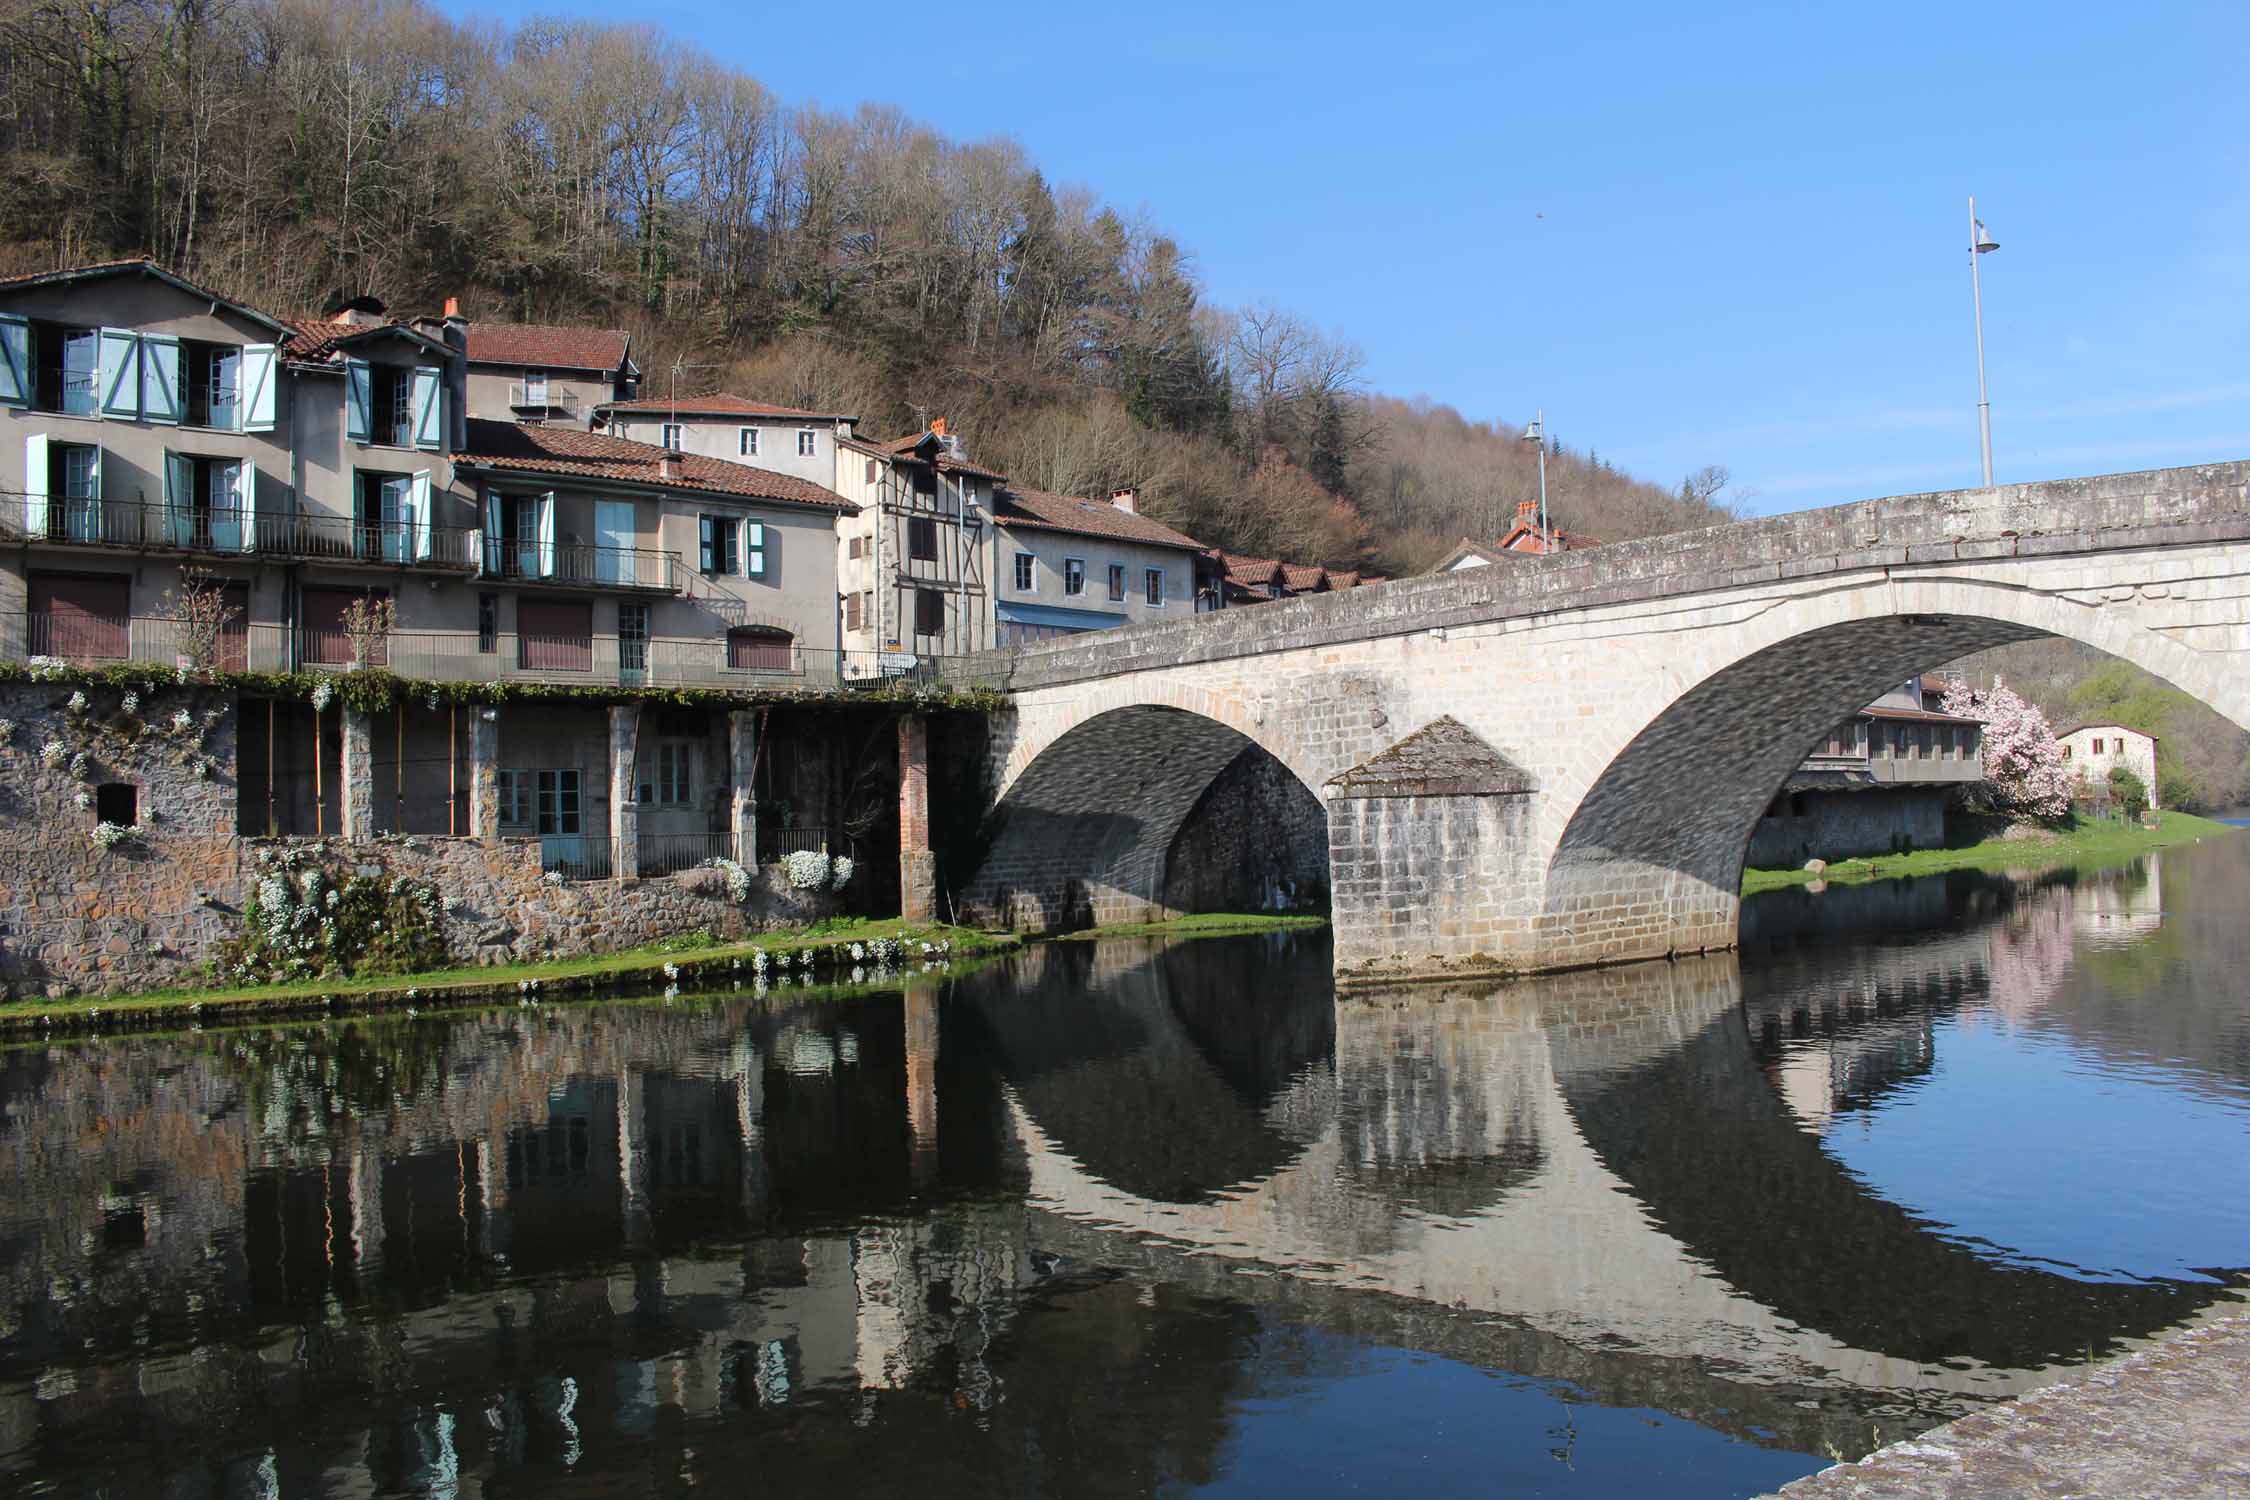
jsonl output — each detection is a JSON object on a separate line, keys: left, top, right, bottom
{"left": 1211, "top": 551, "right": 1383, "bottom": 606}
{"left": 461, "top": 317, "right": 637, "bottom": 427}
{"left": 1748, "top": 675, "right": 1986, "bottom": 867}
{"left": 987, "top": 486, "right": 1207, "bottom": 646}
{"left": 595, "top": 393, "right": 854, "bottom": 489}
{"left": 1429, "top": 499, "right": 1602, "bottom": 573}
{"left": 2056, "top": 722, "right": 2161, "bottom": 812}
{"left": 833, "top": 419, "right": 996, "bottom": 660}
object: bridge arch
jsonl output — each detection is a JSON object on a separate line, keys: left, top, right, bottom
{"left": 1536, "top": 571, "right": 2250, "bottom": 969}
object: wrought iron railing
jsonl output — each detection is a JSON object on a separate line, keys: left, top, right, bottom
{"left": 508, "top": 382, "right": 580, "bottom": 417}
{"left": 639, "top": 830, "right": 739, "bottom": 877}
{"left": 0, "top": 494, "right": 480, "bottom": 569}
{"left": 8, "top": 612, "right": 296, "bottom": 672}
{"left": 481, "top": 538, "right": 680, "bottom": 591}
{"left": 759, "top": 826, "right": 829, "bottom": 863}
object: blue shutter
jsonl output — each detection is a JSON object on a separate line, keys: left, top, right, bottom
{"left": 344, "top": 358, "right": 371, "bottom": 442}
{"left": 0, "top": 314, "right": 28, "bottom": 407}
{"left": 236, "top": 459, "right": 257, "bottom": 552}
{"left": 140, "top": 334, "right": 181, "bottom": 424}
{"left": 98, "top": 329, "right": 142, "bottom": 419}
{"left": 745, "top": 521, "right": 766, "bottom": 577}
{"left": 22, "top": 434, "right": 47, "bottom": 537}
{"left": 699, "top": 515, "right": 717, "bottom": 575}
{"left": 241, "top": 343, "right": 276, "bottom": 432}
{"left": 163, "top": 450, "right": 193, "bottom": 546}
{"left": 410, "top": 471, "right": 433, "bottom": 559}
{"left": 411, "top": 365, "right": 442, "bottom": 450}
{"left": 482, "top": 489, "right": 503, "bottom": 575}
{"left": 535, "top": 491, "right": 554, "bottom": 577}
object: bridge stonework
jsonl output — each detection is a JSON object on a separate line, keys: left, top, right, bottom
{"left": 959, "top": 462, "right": 2250, "bottom": 979}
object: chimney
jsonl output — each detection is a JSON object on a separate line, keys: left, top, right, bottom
{"left": 929, "top": 416, "right": 948, "bottom": 438}
{"left": 1111, "top": 487, "right": 1138, "bottom": 514}
{"left": 443, "top": 296, "right": 460, "bottom": 318}
{"left": 1514, "top": 497, "right": 1538, "bottom": 526}
{"left": 660, "top": 449, "right": 684, "bottom": 481}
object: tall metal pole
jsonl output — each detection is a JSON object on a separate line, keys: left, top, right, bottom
{"left": 1534, "top": 408, "right": 1549, "bottom": 551}
{"left": 1969, "top": 196, "right": 1994, "bottom": 488}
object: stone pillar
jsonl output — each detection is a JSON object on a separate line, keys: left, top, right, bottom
{"left": 469, "top": 707, "right": 501, "bottom": 845}
{"left": 898, "top": 714, "right": 936, "bottom": 922}
{"left": 340, "top": 706, "right": 376, "bottom": 842}
{"left": 609, "top": 704, "right": 640, "bottom": 882}
{"left": 728, "top": 710, "right": 759, "bottom": 870}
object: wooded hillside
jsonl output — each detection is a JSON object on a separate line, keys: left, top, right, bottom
{"left": 0, "top": 0, "right": 1737, "bottom": 570}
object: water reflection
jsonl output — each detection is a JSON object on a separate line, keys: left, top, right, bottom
{"left": 1, "top": 842, "right": 2246, "bottom": 1497}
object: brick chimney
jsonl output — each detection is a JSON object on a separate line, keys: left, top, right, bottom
{"left": 1514, "top": 497, "right": 1538, "bottom": 527}
{"left": 1111, "top": 487, "right": 1138, "bottom": 514}
{"left": 660, "top": 449, "right": 683, "bottom": 481}
{"left": 929, "top": 416, "right": 948, "bottom": 438}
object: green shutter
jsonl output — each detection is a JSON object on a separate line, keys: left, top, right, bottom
{"left": 344, "top": 358, "right": 371, "bottom": 442}
{"left": 141, "top": 334, "right": 181, "bottom": 424}
{"left": 411, "top": 365, "right": 442, "bottom": 450}
{"left": 0, "top": 314, "right": 28, "bottom": 407}
{"left": 163, "top": 450, "right": 192, "bottom": 546}
{"left": 242, "top": 344, "right": 277, "bottom": 432}
{"left": 98, "top": 328, "right": 141, "bottom": 419}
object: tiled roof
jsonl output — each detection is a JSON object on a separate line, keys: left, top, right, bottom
{"left": 1281, "top": 563, "right": 1329, "bottom": 591}
{"left": 2056, "top": 722, "right": 2160, "bottom": 741}
{"left": 464, "top": 321, "right": 631, "bottom": 372}
{"left": 280, "top": 315, "right": 449, "bottom": 367}
{"left": 882, "top": 429, "right": 1010, "bottom": 482}
{"left": 455, "top": 419, "right": 855, "bottom": 512}
{"left": 992, "top": 488, "right": 1206, "bottom": 551}
{"left": 601, "top": 393, "right": 851, "bottom": 421}
{"left": 1221, "top": 553, "right": 1283, "bottom": 586}
{"left": 1497, "top": 522, "right": 1602, "bottom": 555}
{"left": 0, "top": 258, "right": 291, "bottom": 334}
{"left": 1862, "top": 705, "right": 1984, "bottom": 726}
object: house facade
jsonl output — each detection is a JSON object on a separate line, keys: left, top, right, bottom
{"left": 2057, "top": 723, "right": 2161, "bottom": 811}
{"left": 461, "top": 318, "right": 636, "bottom": 427}
{"left": 1748, "top": 675, "right": 1987, "bottom": 867}
{"left": 834, "top": 420, "right": 995, "bottom": 662}
{"left": 596, "top": 394, "right": 853, "bottom": 489}
{"left": 988, "top": 487, "right": 1207, "bottom": 646}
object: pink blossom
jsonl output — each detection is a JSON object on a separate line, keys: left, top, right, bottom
{"left": 1942, "top": 678, "right": 2074, "bottom": 821}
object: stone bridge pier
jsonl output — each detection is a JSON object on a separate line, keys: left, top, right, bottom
{"left": 959, "top": 462, "right": 2250, "bottom": 980}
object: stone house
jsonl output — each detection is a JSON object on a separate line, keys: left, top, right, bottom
{"left": 2056, "top": 722, "right": 2161, "bottom": 811}
{"left": 595, "top": 393, "right": 854, "bottom": 489}
{"left": 461, "top": 316, "right": 637, "bottom": 427}
{"left": 1748, "top": 675, "right": 1986, "bottom": 867}
{"left": 987, "top": 486, "right": 1209, "bottom": 646}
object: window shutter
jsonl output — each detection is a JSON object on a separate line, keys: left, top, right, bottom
{"left": 0, "top": 314, "right": 31, "bottom": 407}
{"left": 411, "top": 470, "right": 433, "bottom": 560}
{"left": 699, "top": 515, "right": 717, "bottom": 575}
{"left": 237, "top": 459, "right": 257, "bottom": 552}
{"left": 343, "top": 357, "right": 371, "bottom": 442}
{"left": 536, "top": 491, "right": 555, "bottom": 577}
{"left": 241, "top": 343, "right": 277, "bottom": 432}
{"left": 163, "top": 450, "right": 191, "bottom": 546}
{"left": 87, "top": 442, "right": 103, "bottom": 503}
{"left": 482, "top": 490, "right": 503, "bottom": 575}
{"left": 98, "top": 329, "right": 142, "bottom": 419}
{"left": 411, "top": 365, "right": 443, "bottom": 450}
{"left": 22, "top": 434, "right": 47, "bottom": 536}
{"left": 140, "top": 334, "right": 181, "bottom": 424}
{"left": 746, "top": 521, "right": 766, "bottom": 577}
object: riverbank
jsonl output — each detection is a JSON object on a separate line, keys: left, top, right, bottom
{"left": 0, "top": 917, "right": 1017, "bottom": 1039}
{"left": 1050, "top": 912, "right": 1328, "bottom": 942}
{"left": 1742, "top": 811, "right": 2241, "bottom": 895}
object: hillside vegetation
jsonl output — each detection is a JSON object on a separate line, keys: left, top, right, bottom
{"left": 0, "top": 0, "right": 1736, "bottom": 570}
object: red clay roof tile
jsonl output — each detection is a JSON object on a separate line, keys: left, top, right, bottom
{"left": 455, "top": 418, "right": 854, "bottom": 512}
{"left": 464, "top": 321, "right": 631, "bottom": 372}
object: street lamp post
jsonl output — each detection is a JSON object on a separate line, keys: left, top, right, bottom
{"left": 1520, "top": 410, "right": 1549, "bottom": 551}
{"left": 1968, "top": 198, "right": 2000, "bottom": 487}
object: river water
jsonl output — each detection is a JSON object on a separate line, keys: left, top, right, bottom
{"left": 4, "top": 835, "right": 2248, "bottom": 1498}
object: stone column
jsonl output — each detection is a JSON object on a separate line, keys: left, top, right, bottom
{"left": 898, "top": 714, "right": 936, "bottom": 922}
{"left": 469, "top": 707, "right": 501, "bottom": 845}
{"left": 728, "top": 710, "right": 759, "bottom": 870}
{"left": 609, "top": 704, "right": 641, "bottom": 881}
{"left": 340, "top": 706, "right": 376, "bottom": 842}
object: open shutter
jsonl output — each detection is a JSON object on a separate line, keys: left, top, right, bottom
{"left": 23, "top": 434, "right": 47, "bottom": 537}
{"left": 536, "top": 490, "right": 555, "bottom": 577}
{"left": 343, "top": 357, "right": 370, "bottom": 442}
{"left": 482, "top": 489, "right": 502, "bottom": 575}
{"left": 410, "top": 470, "right": 433, "bottom": 560}
{"left": 163, "top": 450, "right": 192, "bottom": 547}
{"left": 236, "top": 459, "right": 257, "bottom": 552}
{"left": 98, "top": 328, "right": 141, "bottom": 419}
{"left": 141, "top": 334, "right": 181, "bottom": 424}
{"left": 242, "top": 343, "right": 277, "bottom": 432}
{"left": 0, "top": 314, "right": 28, "bottom": 407}
{"left": 411, "top": 366, "right": 442, "bottom": 450}
{"left": 745, "top": 521, "right": 767, "bottom": 578}
{"left": 699, "top": 515, "right": 716, "bottom": 575}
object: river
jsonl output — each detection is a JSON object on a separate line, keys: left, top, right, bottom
{"left": 4, "top": 832, "right": 2248, "bottom": 1498}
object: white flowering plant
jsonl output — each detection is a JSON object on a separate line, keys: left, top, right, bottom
{"left": 91, "top": 821, "right": 135, "bottom": 850}
{"left": 74, "top": 790, "right": 92, "bottom": 810}
{"left": 26, "top": 655, "right": 68, "bottom": 680}
{"left": 784, "top": 849, "right": 832, "bottom": 890}
{"left": 828, "top": 855, "right": 855, "bottom": 891}
{"left": 39, "top": 739, "right": 65, "bottom": 767}
{"left": 703, "top": 856, "right": 755, "bottom": 904}
{"left": 120, "top": 691, "right": 140, "bottom": 716}
{"left": 65, "top": 690, "right": 88, "bottom": 714}
{"left": 310, "top": 680, "right": 335, "bottom": 713}
{"left": 170, "top": 708, "right": 194, "bottom": 733}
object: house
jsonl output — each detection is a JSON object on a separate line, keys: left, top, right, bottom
{"left": 460, "top": 315, "right": 636, "bottom": 426}
{"left": 2056, "top": 722, "right": 2161, "bottom": 811}
{"left": 1430, "top": 499, "right": 1601, "bottom": 572}
{"left": 987, "top": 486, "right": 1208, "bottom": 645}
{"left": 833, "top": 419, "right": 997, "bottom": 661}
{"left": 1748, "top": 675, "right": 1986, "bottom": 867}
{"left": 595, "top": 393, "right": 854, "bottom": 488}
{"left": 1211, "top": 551, "right": 1384, "bottom": 606}
{"left": 1430, "top": 539, "right": 1514, "bottom": 573}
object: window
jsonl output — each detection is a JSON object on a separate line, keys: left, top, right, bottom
{"left": 640, "top": 744, "right": 693, "bottom": 806}
{"left": 478, "top": 593, "right": 498, "bottom": 654}
{"left": 367, "top": 365, "right": 412, "bottom": 445}
{"left": 914, "top": 588, "right": 944, "bottom": 639}
{"left": 1145, "top": 568, "right": 1166, "bottom": 606}
{"left": 516, "top": 599, "right": 592, "bottom": 672}
{"left": 59, "top": 327, "right": 97, "bottom": 415}
{"left": 1108, "top": 563, "right": 1127, "bottom": 602}
{"left": 495, "top": 771, "right": 533, "bottom": 830}
{"left": 908, "top": 516, "right": 938, "bottom": 562}
{"left": 739, "top": 427, "right": 759, "bottom": 457}
{"left": 523, "top": 370, "right": 548, "bottom": 407}
{"left": 2092, "top": 738, "right": 2105, "bottom": 755}
{"left": 848, "top": 536, "right": 865, "bottom": 559}
{"left": 301, "top": 586, "right": 389, "bottom": 666}
{"left": 745, "top": 522, "right": 767, "bottom": 578}
{"left": 728, "top": 629, "right": 793, "bottom": 671}
{"left": 619, "top": 601, "right": 649, "bottom": 674}
{"left": 1014, "top": 553, "right": 1035, "bottom": 591}
{"left": 2062, "top": 744, "right": 2073, "bottom": 762}
{"left": 534, "top": 769, "right": 581, "bottom": 835}
{"left": 355, "top": 471, "right": 413, "bottom": 562}
{"left": 1063, "top": 558, "right": 1086, "bottom": 596}
{"left": 865, "top": 458, "right": 879, "bottom": 484}
{"left": 797, "top": 429, "right": 817, "bottom": 457}
{"left": 186, "top": 342, "right": 240, "bottom": 430}
{"left": 29, "top": 574, "right": 129, "bottom": 659}
{"left": 845, "top": 591, "right": 863, "bottom": 631}
{"left": 661, "top": 422, "right": 683, "bottom": 450}
{"left": 95, "top": 783, "right": 138, "bottom": 826}
{"left": 699, "top": 515, "right": 739, "bottom": 576}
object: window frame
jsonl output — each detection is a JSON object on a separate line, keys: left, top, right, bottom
{"left": 1014, "top": 552, "right": 1035, "bottom": 591}
{"left": 661, "top": 422, "right": 683, "bottom": 450}
{"left": 914, "top": 587, "right": 945, "bottom": 639}
{"left": 1144, "top": 567, "right": 1166, "bottom": 607}
{"left": 797, "top": 428, "right": 817, "bottom": 457}
{"left": 639, "top": 742, "right": 693, "bottom": 807}
{"left": 739, "top": 427, "right": 759, "bottom": 457}
{"left": 699, "top": 513, "right": 740, "bottom": 577}
{"left": 1107, "top": 563, "right": 1127, "bottom": 603}
{"left": 1063, "top": 558, "right": 1087, "bottom": 597}
{"left": 907, "top": 515, "right": 938, "bottom": 562}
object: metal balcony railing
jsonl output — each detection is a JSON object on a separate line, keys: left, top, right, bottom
{"left": 482, "top": 538, "right": 680, "bottom": 592}
{"left": 639, "top": 830, "right": 739, "bottom": 877}
{"left": 7, "top": 612, "right": 296, "bottom": 672}
{"left": 508, "top": 383, "right": 580, "bottom": 417}
{"left": 759, "top": 826, "right": 829, "bottom": 863}
{"left": 0, "top": 494, "right": 480, "bottom": 570}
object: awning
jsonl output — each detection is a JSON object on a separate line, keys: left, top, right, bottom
{"left": 995, "top": 600, "right": 1125, "bottom": 631}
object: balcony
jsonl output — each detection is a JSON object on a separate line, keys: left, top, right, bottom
{"left": 481, "top": 538, "right": 681, "bottom": 593}
{"left": 1, "top": 494, "right": 480, "bottom": 570}
{"left": 508, "top": 383, "right": 580, "bottom": 419}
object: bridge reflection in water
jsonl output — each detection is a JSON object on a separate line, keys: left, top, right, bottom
{"left": 1, "top": 858, "right": 2242, "bottom": 1495}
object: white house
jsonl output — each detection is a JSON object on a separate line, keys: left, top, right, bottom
{"left": 2057, "top": 723, "right": 2161, "bottom": 810}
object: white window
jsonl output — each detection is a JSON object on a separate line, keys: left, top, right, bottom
{"left": 661, "top": 422, "right": 683, "bottom": 450}
{"left": 1014, "top": 553, "right": 1035, "bottom": 591}
{"left": 1064, "top": 558, "right": 1086, "bottom": 596}
{"left": 639, "top": 743, "right": 693, "bottom": 806}
{"left": 1145, "top": 568, "right": 1166, "bottom": 606}
{"left": 739, "top": 427, "right": 759, "bottom": 457}
{"left": 523, "top": 370, "right": 548, "bottom": 406}
{"left": 797, "top": 429, "right": 817, "bottom": 457}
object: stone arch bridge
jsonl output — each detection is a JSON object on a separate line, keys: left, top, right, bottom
{"left": 959, "top": 461, "right": 2250, "bottom": 979}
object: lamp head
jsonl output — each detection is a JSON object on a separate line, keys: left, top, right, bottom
{"left": 1520, "top": 417, "right": 1543, "bottom": 445}
{"left": 1973, "top": 219, "right": 1999, "bottom": 254}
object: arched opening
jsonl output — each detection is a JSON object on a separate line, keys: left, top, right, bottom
{"left": 965, "top": 704, "right": 1330, "bottom": 932}
{"left": 1543, "top": 608, "right": 2250, "bottom": 967}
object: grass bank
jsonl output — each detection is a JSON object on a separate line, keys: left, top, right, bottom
{"left": 0, "top": 917, "right": 1016, "bottom": 1038}
{"left": 1742, "top": 811, "right": 2241, "bottom": 895}
{"left": 1049, "top": 912, "right": 1329, "bottom": 942}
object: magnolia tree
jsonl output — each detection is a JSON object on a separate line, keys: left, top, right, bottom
{"left": 1941, "top": 677, "right": 2074, "bottom": 821}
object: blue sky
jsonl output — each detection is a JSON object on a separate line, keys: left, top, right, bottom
{"left": 443, "top": 0, "right": 2250, "bottom": 515}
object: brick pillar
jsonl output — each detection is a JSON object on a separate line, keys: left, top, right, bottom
{"left": 340, "top": 706, "right": 375, "bottom": 842}
{"left": 609, "top": 704, "right": 641, "bottom": 881}
{"left": 728, "top": 710, "right": 759, "bottom": 870}
{"left": 898, "top": 713, "right": 936, "bottom": 921}
{"left": 469, "top": 707, "right": 501, "bottom": 844}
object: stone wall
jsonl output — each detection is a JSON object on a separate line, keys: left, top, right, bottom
{"left": 1160, "top": 747, "right": 1329, "bottom": 914}
{"left": 1746, "top": 787, "right": 1949, "bottom": 869}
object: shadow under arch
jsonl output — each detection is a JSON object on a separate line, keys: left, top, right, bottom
{"left": 1542, "top": 602, "right": 2250, "bottom": 963}
{"left": 965, "top": 703, "right": 1329, "bottom": 931}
